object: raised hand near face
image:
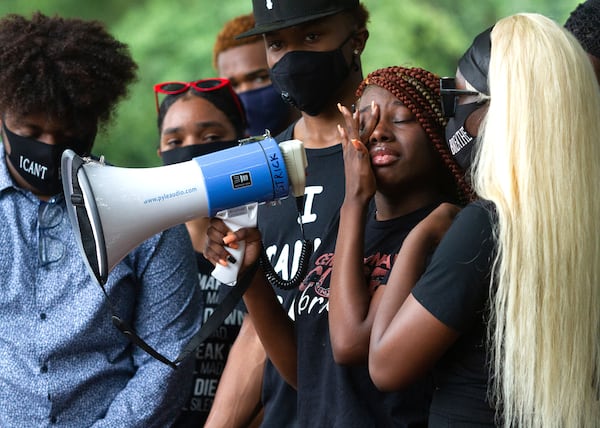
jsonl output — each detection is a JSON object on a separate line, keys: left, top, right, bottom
{"left": 337, "top": 101, "right": 379, "bottom": 207}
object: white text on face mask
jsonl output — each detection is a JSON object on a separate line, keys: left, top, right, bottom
{"left": 19, "top": 155, "right": 48, "bottom": 179}
{"left": 448, "top": 126, "right": 474, "bottom": 156}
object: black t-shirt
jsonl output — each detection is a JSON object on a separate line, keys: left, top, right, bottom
{"left": 173, "top": 253, "right": 245, "bottom": 427}
{"left": 411, "top": 200, "right": 497, "bottom": 426}
{"left": 294, "top": 203, "right": 437, "bottom": 428}
{"left": 258, "top": 124, "right": 346, "bottom": 428}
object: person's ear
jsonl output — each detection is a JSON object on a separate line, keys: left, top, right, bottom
{"left": 351, "top": 28, "right": 369, "bottom": 56}
{"left": 156, "top": 148, "right": 162, "bottom": 159}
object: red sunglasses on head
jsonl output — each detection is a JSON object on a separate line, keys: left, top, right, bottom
{"left": 153, "top": 78, "right": 243, "bottom": 115}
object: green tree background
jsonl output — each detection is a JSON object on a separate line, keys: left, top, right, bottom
{"left": 0, "top": 0, "right": 580, "bottom": 167}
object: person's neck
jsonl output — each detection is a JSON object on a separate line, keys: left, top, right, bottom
{"left": 293, "top": 113, "right": 342, "bottom": 149}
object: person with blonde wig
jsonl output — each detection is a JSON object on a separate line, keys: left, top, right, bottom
{"left": 369, "top": 13, "right": 600, "bottom": 427}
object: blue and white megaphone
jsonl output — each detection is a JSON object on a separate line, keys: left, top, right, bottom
{"left": 61, "top": 134, "right": 308, "bottom": 286}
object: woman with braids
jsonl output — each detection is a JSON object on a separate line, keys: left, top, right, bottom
{"left": 369, "top": 14, "right": 600, "bottom": 427}
{"left": 0, "top": 12, "right": 203, "bottom": 426}
{"left": 327, "top": 65, "right": 471, "bottom": 426}
{"left": 205, "top": 65, "right": 471, "bottom": 426}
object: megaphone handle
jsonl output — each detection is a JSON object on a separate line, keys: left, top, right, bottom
{"left": 211, "top": 203, "right": 258, "bottom": 285}
{"left": 212, "top": 234, "right": 245, "bottom": 285}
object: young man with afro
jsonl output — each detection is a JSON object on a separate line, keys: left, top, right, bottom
{"left": 0, "top": 12, "right": 203, "bottom": 427}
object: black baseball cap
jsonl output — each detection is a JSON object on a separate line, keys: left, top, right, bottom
{"left": 236, "top": 0, "right": 359, "bottom": 39}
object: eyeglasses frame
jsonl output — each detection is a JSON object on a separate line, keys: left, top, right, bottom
{"left": 439, "top": 76, "right": 481, "bottom": 118}
{"left": 38, "top": 200, "right": 65, "bottom": 267}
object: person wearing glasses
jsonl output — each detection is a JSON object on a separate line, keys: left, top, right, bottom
{"left": 213, "top": 13, "right": 299, "bottom": 137}
{"left": 0, "top": 13, "right": 203, "bottom": 427}
{"left": 205, "top": 0, "right": 370, "bottom": 427}
{"left": 369, "top": 14, "right": 600, "bottom": 427}
{"left": 565, "top": 0, "right": 600, "bottom": 83}
{"left": 152, "top": 77, "right": 251, "bottom": 427}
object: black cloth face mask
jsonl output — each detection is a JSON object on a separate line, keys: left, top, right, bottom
{"left": 3, "top": 122, "right": 65, "bottom": 195}
{"left": 238, "top": 84, "right": 292, "bottom": 136}
{"left": 445, "top": 102, "right": 483, "bottom": 171}
{"left": 269, "top": 35, "right": 353, "bottom": 116}
{"left": 160, "top": 140, "right": 239, "bottom": 166}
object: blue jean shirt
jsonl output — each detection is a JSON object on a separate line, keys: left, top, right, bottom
{"left": 0, "top": 146, "right": 203, "bottom": 427}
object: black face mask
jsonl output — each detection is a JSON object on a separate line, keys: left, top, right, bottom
{"left": 269, "top": 35, "right": 353, "bottom": 116}
{"left": 445, "top": 102, "right": 482, "bottom": 170}
{"left": 160, "top": 140, "right": 239, "bottom": 166}
{"left": 3, "top": 123, "right": 65, "bottom": 195}
{"left": 238, "top": 84, "right": 292, "bottom": 136}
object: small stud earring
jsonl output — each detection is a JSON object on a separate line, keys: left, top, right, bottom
{"left": 353, "top": 49, "right": 360, "bottom": 55}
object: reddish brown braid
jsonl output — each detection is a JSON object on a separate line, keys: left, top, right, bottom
{"left": 356, "top": 66, "right": 474, "bottom": 205}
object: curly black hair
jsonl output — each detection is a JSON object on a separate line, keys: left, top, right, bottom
{"left": 565, "top": 0, "right": 600, "bottom": 59}
{"left": 0, "top": 12, "right": 137, "bottom": 131}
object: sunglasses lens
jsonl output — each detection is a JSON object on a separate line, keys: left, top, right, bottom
{"left": 194, "top": 79, "right": 224, "bottom": 90}
{"left": 158, "top": 82, "right": 188, "bottom": 93}
{"left": 440, "top": 77, "right": 456, "bottom": 91}
{"left": 441, "top": 95, "right": 456, "bottom": 118}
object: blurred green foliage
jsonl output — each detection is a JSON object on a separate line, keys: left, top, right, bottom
{"left": 0, "top": 0, "right": 580, "bottom": 166}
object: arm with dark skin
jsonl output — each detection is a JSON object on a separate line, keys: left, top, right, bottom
{"left": 204, "top": 221, "right": 298, "bottom": 389}
{"left": 204, "top": 315, "right": 265, "bottom": 428}
{"left": 328, "top": 102, "right": 384, "bottom": 365}
{"left": 368, "top": 203, "right": 461, "bottom": 390}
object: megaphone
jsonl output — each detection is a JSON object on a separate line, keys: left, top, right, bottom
{"left": 61, "top": 135, "right": 308, "bottom": 286}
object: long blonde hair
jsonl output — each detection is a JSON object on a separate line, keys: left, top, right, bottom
{"left": 473, "top": 13, "right": 600, "bottom": 428}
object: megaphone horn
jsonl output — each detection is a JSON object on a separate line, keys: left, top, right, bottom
{"left": 61, "top": 136, "right": 307, "bottom": 285}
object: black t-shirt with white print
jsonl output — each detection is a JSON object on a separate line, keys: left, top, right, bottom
{"left": 294, "top": 203, "right": 437, "bottom": 428}
{"left": 173, "top": 253, "right": 245, "bottom": 427}
{"left": 258, "top": 124, "right": 346, "bottom": 428}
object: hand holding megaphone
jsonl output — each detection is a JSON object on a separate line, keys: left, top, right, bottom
{"left": 61, "top": 135, "right": 308, "bottom": 286}
{"left": 209, "top": 138, "right": 308, "bottom": 284}
{"left": 204, "top": 215, "right": 264, "bottom": 279}
{"left": 211, "top": 202, "right": 258, "bottom": 284}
